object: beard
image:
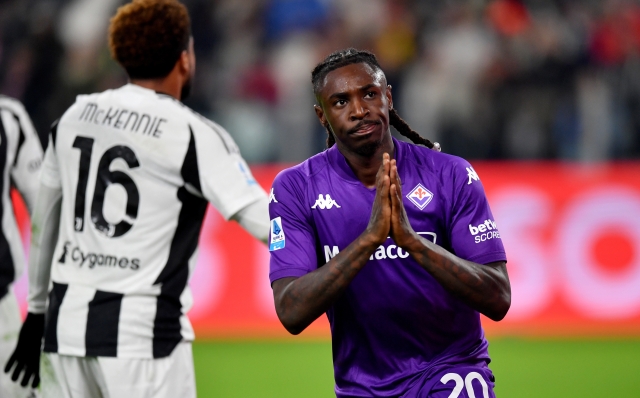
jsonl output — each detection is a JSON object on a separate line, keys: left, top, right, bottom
{"left": 354, "top": 139, "right": 382, "bottom": 157}
{"left": 180, "top": 75, "right": 193, "bottom": 101}
{"left": 346, "top": 120, "right": 384, "bottom": 157}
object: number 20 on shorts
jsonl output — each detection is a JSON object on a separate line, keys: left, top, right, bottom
{"left": 441, "top": 372, "right": 489, "bottom": 398}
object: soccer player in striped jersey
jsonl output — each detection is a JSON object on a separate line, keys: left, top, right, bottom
{"left": 269, "top": 49, "right": 511, "bottom": 397}
{"left": 0, "top": 95, "right": 44, "bottom": 397}
{"left": 5, "top": 1, "right": 269, "bottom": 396}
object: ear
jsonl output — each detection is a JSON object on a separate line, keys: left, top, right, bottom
{"left": 314, "top": 104, "right": 327, "bottom": 127}
{"left": 386, "top": 84, "right": 393, "bottom": 110}
{"left": 178, "top": 50, "right": 190, "bottom": 77}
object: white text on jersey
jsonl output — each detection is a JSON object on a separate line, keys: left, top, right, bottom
{"left": 324, "top": 233, "right": 436, "bottom": 262}
{"left": 468, "top": 219, "right": 501, "bottom": 243}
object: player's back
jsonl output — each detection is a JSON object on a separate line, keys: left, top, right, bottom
{"left": 42, "top": 84, "right": 258, "bottom": 358}
{"left": 53, "top": 84, "right": 204, "bottom": 292}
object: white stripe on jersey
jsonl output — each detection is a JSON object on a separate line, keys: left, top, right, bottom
{"left": 41, "top": 84, "right": 266, "bottom": 359}
{"left": 57, "top": 284, "right": 95, "bottom": 357}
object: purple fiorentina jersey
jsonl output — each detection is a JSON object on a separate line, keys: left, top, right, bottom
{"left": 269, "top": 138, "right": 506, "bottom": 397}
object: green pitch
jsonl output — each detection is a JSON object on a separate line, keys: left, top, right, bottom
{"left": 193, "top": 338, "right": 640, "bottom": 397}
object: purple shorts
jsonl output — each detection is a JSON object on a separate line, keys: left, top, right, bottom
{"left": 402, "top": 364, "right": 496, "bottom": 398}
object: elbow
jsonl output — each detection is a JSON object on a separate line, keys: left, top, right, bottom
{"left": 274, "top": 299, "right": 308, "bottom": 335}
{"left": 284, "top": 323, "right": 305, "bottom": 336}
{"left": 486, "top": 290, "right": 511, "bottom": 322}
{"left": 276, "top": 311, "right": 307, "bottom": 335}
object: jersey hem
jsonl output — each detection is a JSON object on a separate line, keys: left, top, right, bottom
{"left": 269, "top": 267, "right": 312, "bottom": 284}
{"left": 220, "top": 193, "right": 265, "bottom": 221}
{"left": 464, "top": 251, "right": 507, "bottom": 265}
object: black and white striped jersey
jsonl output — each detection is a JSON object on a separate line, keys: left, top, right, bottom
{"left": 36, "top": 84, "right": 266, "bottom": 359}
{"left": 0, "top": 96, "right": 43, "bottom": 300}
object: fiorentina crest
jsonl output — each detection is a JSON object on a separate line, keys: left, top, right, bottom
{"left": 406, "top": 183, "right": 433, "bottom": 210}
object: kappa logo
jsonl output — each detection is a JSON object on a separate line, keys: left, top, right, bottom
{"left": 269, "top": 188, "right": 278, "bottom": 203}
{"left": 467, "top": 167, "right": 480, "bottom": 185}
{"left": 406, "top": 184, "right": 433, "bottom": 210}
{"left": 311, "top": 194, "right": 341, "bottom": 210}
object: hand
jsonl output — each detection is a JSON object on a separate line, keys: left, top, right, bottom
{"left": 389, "top": 160, "right": 418, "bottom": 248}
{"left": 4, "top": 312, "right": 45, "bottom": 388}
{"left": 364, "top": 153, "right": 392, "bottom": 246}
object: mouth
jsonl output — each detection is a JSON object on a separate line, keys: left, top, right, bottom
{"left": 348, "top": 121, "right": 381, "bottom": 137}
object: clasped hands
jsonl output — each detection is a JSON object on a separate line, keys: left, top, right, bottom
{"left": 365, "top": 153, "right": 419, "bottom": 250}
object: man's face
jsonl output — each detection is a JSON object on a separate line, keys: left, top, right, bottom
{"left": 180, "top": 37, "right": 196, "bottom": 100}
{"left": 315, "top": 63, "right": 393, "bottom": 157}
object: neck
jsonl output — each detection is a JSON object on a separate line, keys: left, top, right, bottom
{"left": 337, "top": 134, "right": 394, "bottom": 189}
{"left": 130, "top": 75, "right": 181, "bottom": 100}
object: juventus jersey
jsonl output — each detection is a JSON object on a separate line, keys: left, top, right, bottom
{"left": 0, "top": 96, "right": 43, "bottom": 300}
{"left": 39, "top": 84, "right": 266, "bottom": 359}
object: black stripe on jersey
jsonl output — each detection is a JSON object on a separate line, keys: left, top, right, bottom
{"left": 183, "top": 127, "right": 202, "bottom": 192}
{"left": 152, "top": 131, "right": 207, "bottom": 358}
{"left": 155, "top": 91, "right": 236, "bottom": 154}
{"left": 12, "top": 114, "right": 25, "bottom": 166}
{"left": 85, "top": 290, "right": 124, "bottom": 357}
{"left": 49, "top": 119, "right": 59, "bottom": 149}
{"left": 43, "top": 282, "right": 69, "bottom": 353}
{"left": 0, "top": 115, "right": 14, "bottom": 295}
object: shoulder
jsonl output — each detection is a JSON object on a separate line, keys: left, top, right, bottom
{"left": 160, "top": 99, "right": 240, "bottom": 154}
{"left": 401, "top": 140, "right": 473, "bottom": 178}
{"left": 0, "top": 95, "right": 27, "bottom": 114}
{"left": 274, "top": 151, "right": 329, "bottom": 186}
{"left": 272, "top": 150, "right": 330, "bottom": 197}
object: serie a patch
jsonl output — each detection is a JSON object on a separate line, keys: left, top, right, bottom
{"left": 269, "top": 217, "right": 285, "bottom": 251}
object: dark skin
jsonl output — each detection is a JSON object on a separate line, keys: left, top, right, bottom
{"left": 272, "top": 63, "right": 511, "bottom": 335}
{"left": 132, "top": 37, "right": 195, "bottom": 100}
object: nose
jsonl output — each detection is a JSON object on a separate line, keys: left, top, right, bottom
{"left": 350, "top": 98, "right": 369, "bottom": 121}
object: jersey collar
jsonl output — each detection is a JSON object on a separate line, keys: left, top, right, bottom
{"left": 327, "top": 136, "right": 404, "bottom": 186}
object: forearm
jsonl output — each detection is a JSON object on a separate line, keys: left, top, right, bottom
{"left": 27, "top": 185, "right": 62, "bottom": 314}
{"left": 274, "top": 233, "right": 378, "bottom": 334}
{"left": 404, "top": 235, "right": 510, "bottom": 321}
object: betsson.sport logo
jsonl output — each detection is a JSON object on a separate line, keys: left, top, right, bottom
{"left": 469, "top": 220, "right": 501, "bottom": 243}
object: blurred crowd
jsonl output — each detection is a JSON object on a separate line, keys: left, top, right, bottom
{"left": 1, "top": 0, "right": 640, "bottom": 162}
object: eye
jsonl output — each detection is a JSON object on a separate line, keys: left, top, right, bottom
{"left": 334, "top": 99, "right": 347, "bottom": 106}
{"left": 365, "top": 91, "right": 376, "bottom": 98}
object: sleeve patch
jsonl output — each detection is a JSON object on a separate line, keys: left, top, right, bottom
{"left": 269, "top": 217, "right": 285, "bottom": 251}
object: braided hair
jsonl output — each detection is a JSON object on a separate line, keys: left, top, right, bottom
{"left": 311, "top": 48, "right": 439, "bottom": 151}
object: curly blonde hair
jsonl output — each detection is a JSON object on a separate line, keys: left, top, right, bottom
{"left": 108, "top": 0, "right": 191, "bottom": 79}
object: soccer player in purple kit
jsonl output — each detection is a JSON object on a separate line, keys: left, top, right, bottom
{"left": 268, "top": 49, "right": 511, "bottom": 397}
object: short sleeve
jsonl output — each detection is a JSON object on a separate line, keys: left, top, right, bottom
{"left": 39, "top": 130, "right": 62, "bottom": 190}
{"left": 448, "top": 159, "right": 507, "bottom": 265}
{"left": 268, "top": 170, "right": 318, "bottom": 284}
{"left": 188, "top": 120, "right": 267, "bottom": 219}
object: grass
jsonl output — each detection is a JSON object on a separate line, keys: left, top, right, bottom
{"left": 193, "top": 339, "right": 640, "bottom": 397}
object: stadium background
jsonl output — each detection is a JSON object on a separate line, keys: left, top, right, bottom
{"left": 2, "top": 0, "right": 640, "bottom": 396}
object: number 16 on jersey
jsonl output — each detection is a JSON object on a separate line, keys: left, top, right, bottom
{"left": 72, "top": 136, "right": 140, "bottom": 238}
